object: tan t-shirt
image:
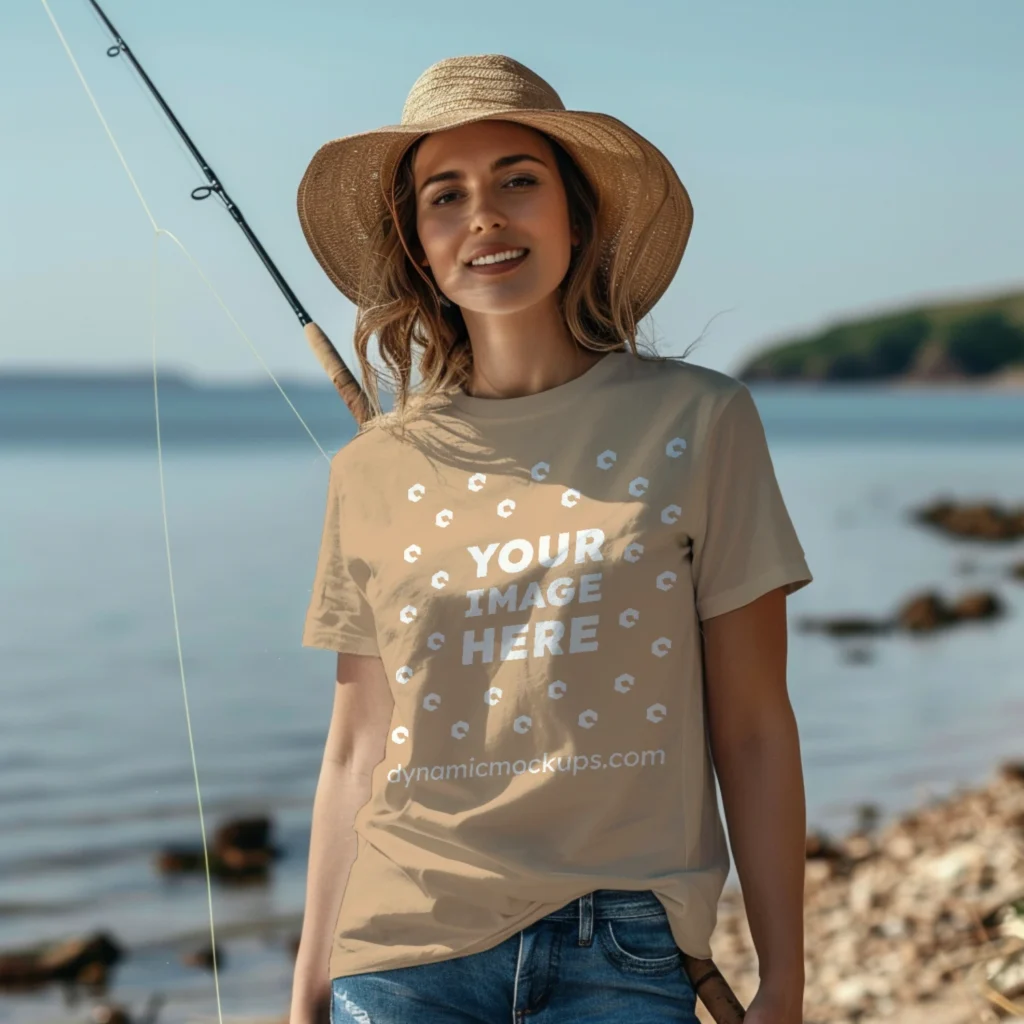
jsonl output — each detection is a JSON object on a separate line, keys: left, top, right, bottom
{"left": 303, "top": 350, "right": 812, "bottom": 979}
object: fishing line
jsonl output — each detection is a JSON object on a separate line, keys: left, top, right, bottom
{"left": 148, "top": 231, "right": 225, "bottom": 1024}
{"left": 37, "top": 2, "right": 336, "bottom": 1021}
{"left": 37, "top": 0, "right": 330, "bottom": 459}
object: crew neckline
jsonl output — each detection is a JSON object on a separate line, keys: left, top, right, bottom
{"left": 445, "top": 350, "right": 628, "bottom": 420}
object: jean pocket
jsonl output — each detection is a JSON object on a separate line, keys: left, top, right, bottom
{"left": 597, "top": 913, "right": 684, "bottom": 976}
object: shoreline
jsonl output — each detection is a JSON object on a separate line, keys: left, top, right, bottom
{"left": 743, "top": 371, "right": 1024, "bottom": 392}
{"left": 2, "top": 364, "right": 1024, "bottom": 394}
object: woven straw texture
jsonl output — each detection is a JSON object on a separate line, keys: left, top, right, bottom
{"left": 296, "top": 54, "right": 693, "bottom": 319}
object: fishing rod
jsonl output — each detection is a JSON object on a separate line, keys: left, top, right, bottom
{"left": 86, "top": 0, "right": 370, "bottom": 425}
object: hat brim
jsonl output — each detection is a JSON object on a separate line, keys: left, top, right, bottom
{"left": 296, "top": 108, "right": 692, "bottom": 320}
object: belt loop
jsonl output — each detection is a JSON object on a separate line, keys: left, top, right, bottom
{"left": 577, "top": 891, "right": 594, "bottom": 946}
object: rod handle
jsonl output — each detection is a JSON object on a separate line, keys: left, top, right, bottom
{"left": 303, "top": 321, "right": 370, "bottom": 427}
{"left": 682, "top": 954, "right": 747, "bottom": 1023}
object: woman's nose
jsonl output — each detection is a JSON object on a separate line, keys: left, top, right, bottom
{"left": 467, "top": 195, "right": 507, "bottom": 232}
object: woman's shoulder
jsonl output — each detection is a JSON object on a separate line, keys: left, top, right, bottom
{"left": 623, "top": 349, "right": 748, "bottom": 405}
{"left": 327, "top": 390, "right": 447, "bottom": 471}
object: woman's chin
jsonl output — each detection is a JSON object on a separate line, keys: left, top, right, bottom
{"left": 453, "top": 282, "right": 563, "bottom": 317}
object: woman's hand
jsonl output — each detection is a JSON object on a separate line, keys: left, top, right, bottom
{"left": 289, "top": 985, "right": 330, "bottom": 1024}
{"left": 741, "top": 981, "right": 804, "bottom": 1024}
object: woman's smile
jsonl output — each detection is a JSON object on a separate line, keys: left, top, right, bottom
{"left": 465, "top": 249, "right": 530, "bottom": 276}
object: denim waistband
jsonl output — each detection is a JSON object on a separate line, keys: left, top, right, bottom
{"left": 542, "top": 888, "right": 666, "bottom": 922}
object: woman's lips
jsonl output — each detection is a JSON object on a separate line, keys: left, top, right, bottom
{"left": 465, "top": 251, "right": 529, "bottom": 275}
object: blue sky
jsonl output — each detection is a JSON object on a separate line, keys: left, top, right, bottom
{"left": 3, "top": 0, "right": 1022, "bottom": 382}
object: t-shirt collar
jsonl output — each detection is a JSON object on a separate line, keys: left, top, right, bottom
{"left": 445, "top": 350, "right": 626, "bottom": 421}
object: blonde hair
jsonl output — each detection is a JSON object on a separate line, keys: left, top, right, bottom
{"left": 347, "top": 125, "right": 685, "bottom": 434}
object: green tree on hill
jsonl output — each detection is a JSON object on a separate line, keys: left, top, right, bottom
{"left": 737, "top": 288, "right": 1024, "bottom": 382}
{"left": 874, "top": 315, "right": 930, "bottom": 375}
{"left": 947, "top": 312, "right": 1024, "bottom": 376}
{"left": 821, "top": 314, "right": 931, "bottom": 380}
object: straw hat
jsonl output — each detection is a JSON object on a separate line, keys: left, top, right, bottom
{"left": 297, "top": 54, "right": 693, "bottom": 320}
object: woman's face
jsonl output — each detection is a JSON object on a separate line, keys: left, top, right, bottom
{"left": 412, "top": 120, "right": 579, "bottom": 315}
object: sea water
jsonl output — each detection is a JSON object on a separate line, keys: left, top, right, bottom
{"left": 1, "top": 382, "right": 1022, "bottom": 1023}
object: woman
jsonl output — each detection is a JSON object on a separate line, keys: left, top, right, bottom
{"left": 290, "top": 54, "right": 812, "bottom": 1024}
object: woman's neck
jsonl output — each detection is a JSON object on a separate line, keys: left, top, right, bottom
{"left": 459, "top": 299, "right": 604, "bottom": 400}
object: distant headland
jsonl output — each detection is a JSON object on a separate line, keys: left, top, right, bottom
{"left": 0, "top": 369, "right": 332, "bottom": 392}
{"left": 737, "top": 286, "right": 1024, "bottom": 386}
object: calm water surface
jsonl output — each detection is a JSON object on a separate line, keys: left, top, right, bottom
{"left": 1, "top": 383, "right": 1023, "bottom": 1024}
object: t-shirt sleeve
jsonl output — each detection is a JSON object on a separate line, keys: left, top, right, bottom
{"left": 691, "top": 383, "right": 813, "bottom": 621}
{"left": 301, "top": 454, "right": 381, "bottom": 656}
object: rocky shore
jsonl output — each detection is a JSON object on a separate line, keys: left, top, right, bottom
{"left": 10, "top": 763, "right": 1019, "bottom": 1024}
{"left": 697, "top": 760, "right": 1024, "bottom": 1023}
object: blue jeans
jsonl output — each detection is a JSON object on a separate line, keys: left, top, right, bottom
{"left": 330, "top": 888, "right": 698, "bottom": 1023}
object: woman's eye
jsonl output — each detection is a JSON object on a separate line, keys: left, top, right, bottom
{"left": 431, "top": 176, "right": 537, "bottom": 206}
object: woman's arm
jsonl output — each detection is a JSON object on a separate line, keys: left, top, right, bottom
{"left": 289, "top": 652, "right": 394, "bottom": 1024}
{"left": 701, "top": 586, "right": 806, "bottom": 1019}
